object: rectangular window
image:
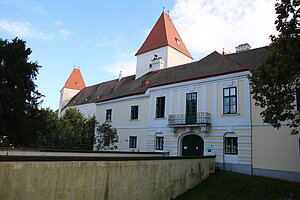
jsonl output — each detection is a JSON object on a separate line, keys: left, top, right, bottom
{"left": 298, "top": 138, "right": 300, "bottom": 159}
{"left": 106, "top": 109, "right": 112, "bottom": 122}
{"left": 156, "top": 96, "right": 165, "bottom": 118}
{"left": 223, "top": 87, "right": 237, "bottom": 114}
{"left": 103, "top": 135, "right": 110, "bottom": 147}
{"left": 131, "top": 105, "right": 139, "bottom": 120}
{"left": 156, "top": 137, "right": 164, "bottom": 150}
{"left": 225, "top": 137, "right": 238, "bottom": 155}
{"left": 296, "top": 87, "right": 300, "bottom": 112}
{"left": 129, "top": 136, "right": 137, "bottom": 148}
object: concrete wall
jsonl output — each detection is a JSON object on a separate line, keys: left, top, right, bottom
{"left": 0, "top": 156, "right": 215, "bottom": 200}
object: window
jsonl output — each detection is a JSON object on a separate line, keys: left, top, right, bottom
{"left": 106, "top": 109, "right": 112, "bottom": 122}
{"left": 296, "top": 87, "right": 300, "bottom": 112}
{"left": 131, "top": 105, "right": 139, "bottom": 120}
{"left": 156, "top": 96, "right": 165, "bottom": 118}
{"left": 225, "top": 137, "right": 238, "bottom": 155}
{"left": 298, "top": 138, "right": 300, "bottom": 159}
{"left": 156, "top": 137, "right": 164, "bottom": 150}
{"left": 129, "top": 136, "right": 137, "bottom": 148}
{"left": 103, "top": 135, "right": 110, "bottom": 147}
{"left": 223, "top": 87, "right": 237, "bottom": 114}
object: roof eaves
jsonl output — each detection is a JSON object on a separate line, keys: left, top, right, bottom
{"left": 149, "top": 68, "right": 249, "bottom": 89}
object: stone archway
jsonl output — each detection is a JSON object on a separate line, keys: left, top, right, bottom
{"left": 181, "top": 135, "right": 204, "bottom": 156}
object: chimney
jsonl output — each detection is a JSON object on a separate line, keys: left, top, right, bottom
{"left": 235, "top": 43, "right": 251, "bottom": 53}
{"left": 119, "top": 71, "right": 122, "bottom": 81}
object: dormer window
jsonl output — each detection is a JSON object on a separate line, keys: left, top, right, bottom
{"left": 175, "top": 38, "right": 181, "bottom": 45}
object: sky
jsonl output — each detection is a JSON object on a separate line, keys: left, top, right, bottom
{"left": 0, "top": 0, "right": 277, "bottom": 110}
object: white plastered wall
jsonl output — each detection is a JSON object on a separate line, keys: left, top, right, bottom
{"left": 167, "top": 46, "right": 192, "bottom": 68}
{"left": 146, "top": 73, "right": 251, "bottom": 159}
{"left": 60, "top": 103, "right": 96, "bottom": 118}
{"left": 135, "top": 46, "right": 192, "bottom": 79}
{"left": 58, "top": 88, "right": 81, "bottom": 115}
{"left": 251, "top": 96, "right": 300, "bottom": 173}
{"left": 95, "top": 95, "right": 149, "bottom": 151}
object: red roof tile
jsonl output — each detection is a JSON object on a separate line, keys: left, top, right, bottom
{"left": 64, "top": 68, "right": 86, "bottom": 90}
{"left": 135, "top": 12, "right": 193, "bottom": 59}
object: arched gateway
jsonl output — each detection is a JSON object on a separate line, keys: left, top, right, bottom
{"left": 181, "top": 135, "right": 204, "bottom": 156}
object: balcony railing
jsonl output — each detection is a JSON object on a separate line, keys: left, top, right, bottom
{"left": 168, "top": 112, "right": 211, "bottom": 127}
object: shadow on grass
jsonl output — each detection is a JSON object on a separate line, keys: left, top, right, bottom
{"left": 175, "top": 171, "right": 300, "bottom": 200}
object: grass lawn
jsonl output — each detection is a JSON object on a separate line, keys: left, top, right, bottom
{"left": 175, "top": 171, "right": 300, "bottom": 200}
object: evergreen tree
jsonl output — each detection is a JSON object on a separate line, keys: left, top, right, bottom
{"left": 0, "top": 38, "right": 43, "bottom": 145}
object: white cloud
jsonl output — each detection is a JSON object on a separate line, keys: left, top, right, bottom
{"left": 55, "top": 20, "right": 63, "bottom": 27}
{"left": 171, "top": 0, "right": 277, "bottom": 58}
{"left": 101, "top": 52, "right": 136, "bottom": 78}
{"left": 0, "top": 19, "right": 52, "bottom": 40}
{"left": 59, "top": 29, "right": 73, "bottom": 39}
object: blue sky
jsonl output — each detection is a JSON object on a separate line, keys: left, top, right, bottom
{"left": 0, "top": 0, "right": 276, "bottom": 110}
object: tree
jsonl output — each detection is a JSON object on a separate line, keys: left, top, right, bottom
{"left": 95, "top": 123, "right": 118, "bottom": 150}
{"left": 37, "top": 108, "right": 97, "bottom": 150}
{"left": 249, "top": 0, "right": 300, "bottom": 134}
{"left": 0, "top": 38, "right": 43, "bottom": 145}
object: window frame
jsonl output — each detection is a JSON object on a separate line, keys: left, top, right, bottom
{"left": 223, "top": 87, "right": 237, "bottom": 114}
{"left": 130, "top": 105, "right": 139, "bottom": 120}
{"left": 298, "top": 137, "right": 300, "bottom": 160}
{"left": 224, "top": 137, "right": 238, "bottom": 155}
{"left": 105, "top": 109, "right": 112, "bottom": 122}
{"left": 129, "top": 136, "right": 137, "bottom": 149}
{"left": 155, "top": 136, "right": 164, "bottom": 150}
{"left": 155, "top": 96, "right": 165, "bottom": 118}
{"left": 296, "top": 87, "right": 300, "bottom": 112}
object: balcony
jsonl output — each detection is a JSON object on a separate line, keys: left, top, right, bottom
{"left": 168, "top": 112, "right": 211, "bottom": 129}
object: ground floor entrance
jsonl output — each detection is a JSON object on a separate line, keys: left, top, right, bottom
{"left": 181, "top": 135, "right": 204, "bottom": 156}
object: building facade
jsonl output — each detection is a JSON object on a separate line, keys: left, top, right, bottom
{"left": 59, "top": 12, "right": 300, "bottom": 182}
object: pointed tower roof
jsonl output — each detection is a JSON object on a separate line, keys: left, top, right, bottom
{"left": 135, "top": 12, "right": 193, "bottom": 59}
{"left": 64, "top": 68, "right": 86, "bottom": 90}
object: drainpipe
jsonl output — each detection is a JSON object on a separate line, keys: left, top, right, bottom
{"left": 223, "top": 134, "right": 225, "bottom": 171}
{"left": 249, "top": 80, "right": 254, "bottom": 176}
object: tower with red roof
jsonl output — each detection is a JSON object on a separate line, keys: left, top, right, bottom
{"left": 59, "top": 68, "right": 86, "bottom": 114}
{"left": 135, "top": 12, "right": 193, "bottom": 79}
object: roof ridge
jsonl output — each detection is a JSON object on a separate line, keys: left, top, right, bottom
{"left": 225, "top": 46, "right": 269, "bottom": 56}
{"left": 221, "top": 53, "right": 248, "bottom": 69}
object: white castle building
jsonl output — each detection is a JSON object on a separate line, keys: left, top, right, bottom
{"left": 59, "top": 12, "right": 300, "bottom": 182}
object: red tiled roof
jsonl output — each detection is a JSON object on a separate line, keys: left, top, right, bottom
{"left": 64, "top": 68, "right": 86, "bottom": 90}
{"left": 135, "top": 12, "right": 193, "bottom": 59}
